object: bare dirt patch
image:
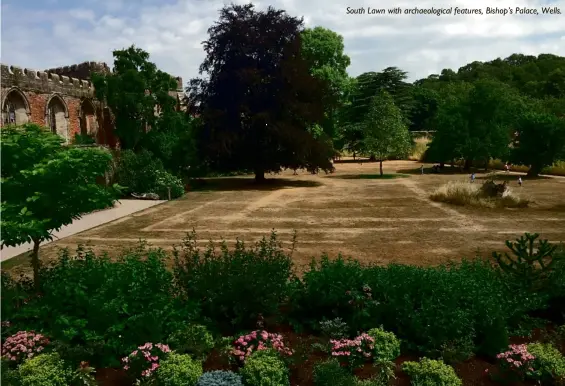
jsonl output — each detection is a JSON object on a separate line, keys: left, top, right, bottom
{"left": 4, "top": 160, "right": 565, "bottom": 274}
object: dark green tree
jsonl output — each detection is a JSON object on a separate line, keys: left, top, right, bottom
{"left": 187, "top": 4, "right": 333, "bottom": 181}
{"left": 511, "top": 111, "right": 565, "bottom": 176}
{"left": 91, "top": 45, "right": 184, "bottom": 152}
{"left": 301, "top": 26, "right": 351, "bottom": 141}
{"left": 358, "top": 91, "right": 412, "bottom": 175}
{"left": 1, "top": 124, "right": 119, "bottom": 287}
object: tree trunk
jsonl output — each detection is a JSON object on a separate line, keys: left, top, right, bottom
{"left": 353, "top": 152, "right": 356, "bottom": 160}
{"left": 440, "top": 162, "right": 445, "bottom": 169}
{"left": 379, "top": 160, "right": 383, "bottom": 176}
{"left": 463, "top": 159, "right": 472, "bottom": 171}
{"left": 527, "top": 165, "right": 541, "bottom": 177}
{"left": 31, "top": 239, "right": 41, "bottom": 290}
{"left": 254, "top": 168, "right": 266, "bottom": 183}
{"left": 450, "top": 159, "right": 454, "bottom": 169}
{"left": 484, "top": 160, "right": 489, "bottom": 172}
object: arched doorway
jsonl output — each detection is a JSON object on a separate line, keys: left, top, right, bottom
{"left": 2, "top": 88, "right": 30, "bottom": 125}
{"left": 79, "top": 99, "right": 98, "bottom": 137}
{"left": 46, "top": 95, "right": 69, "bottom": 141}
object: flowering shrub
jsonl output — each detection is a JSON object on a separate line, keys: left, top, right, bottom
{"left": 330, "top": 333, "right": 375, "bottom": 370}
{"left": 232, "top": 330, "right": 293, "bottom": 363}
{"left": 495, "top": 344, "right": 536, "bottom": 381}
{"left": 122, "top": 342, "right": 171, "bottom": 381}
{"left": 1, "top": 331, "right": 49, "bottom": 363}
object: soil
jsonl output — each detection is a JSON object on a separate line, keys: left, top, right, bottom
{"left": 6, "top": 160, "right": 565, "bottom": 277}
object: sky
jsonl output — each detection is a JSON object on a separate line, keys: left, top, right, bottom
{"left": 1, "top": 0, "right": 564, "bottom": 85}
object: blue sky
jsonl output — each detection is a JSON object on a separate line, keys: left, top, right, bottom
{"left": 2, "top": 0, "right": 564, "bottom": 84}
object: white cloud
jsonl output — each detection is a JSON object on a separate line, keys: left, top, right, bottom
{"left": 1, "top": 0, "right": 564, "bottom": 84}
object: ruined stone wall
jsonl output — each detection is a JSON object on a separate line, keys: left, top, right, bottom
{"left": 1, "top": 61, "right": 185, "bottom": 145}
{"left": 45, "top": 61, "right": 111, "bottom": 80}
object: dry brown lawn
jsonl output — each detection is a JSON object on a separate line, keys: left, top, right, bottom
{"left": 5, "top": 160, "right": 565, "bottom": 274}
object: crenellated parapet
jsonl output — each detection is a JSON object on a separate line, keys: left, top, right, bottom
{"left": 44, "top": 61, "right": 111, "bottom": 80}
{"left": 1, "top": 64, "right": 95, "bottom": 98}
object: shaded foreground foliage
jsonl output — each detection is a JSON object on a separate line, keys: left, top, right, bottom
{"left": 2, "top": 231, "right": 564, "bottom": 374}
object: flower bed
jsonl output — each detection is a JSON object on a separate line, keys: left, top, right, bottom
{"left": 1, "top": 232, "right": 564, "bottom": 385}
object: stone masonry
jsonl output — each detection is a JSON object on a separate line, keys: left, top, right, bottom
{"left": 0, "top": 61, "right": 184, "bottom": 147}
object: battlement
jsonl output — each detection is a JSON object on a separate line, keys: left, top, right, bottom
{"left": 1, "top": 63, "right": 94, "bottom": 98}
{"left": 45, "top": 61, "right": 111, "bottom": 80}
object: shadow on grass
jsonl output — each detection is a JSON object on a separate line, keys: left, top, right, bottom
{"left": 326, "top": 173, "right": 410, "bottom": 180}
{"left": 187, "top": 177, "right": 323, "bottom": 192}
{"left": 333, "top": 158, "right": 375, "bottom": 164}
{"left": 475, "top": 174, "right": 551, "bottom": 181}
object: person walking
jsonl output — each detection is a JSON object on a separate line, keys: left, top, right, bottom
{"left": 504, "top": 163, "right": 509, "bottom": 173}
{"left": 470, "top": 173, "right": 476, "bottom": 183}
{"left": 518, "top": 177, "right": 523, "bottom": 187}
{"left": 420, "top": 165, "right": 424, "bottom": 175}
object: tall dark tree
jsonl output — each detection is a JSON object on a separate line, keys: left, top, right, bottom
{"left": 187, "top": 4, "right": 334, "bottom": 182}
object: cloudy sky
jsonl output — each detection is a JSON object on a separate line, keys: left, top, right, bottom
{"left": 1, "top": 0, "right": 564, "bottom": 84}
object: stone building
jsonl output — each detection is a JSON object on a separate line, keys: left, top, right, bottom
{"left": 0, "top": 61, "right": 185, "bottom": 147}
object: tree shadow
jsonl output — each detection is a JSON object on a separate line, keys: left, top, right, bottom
{"left": 333, "top": 158, "right": 375, "bottom": 164}
{"left": 476, "top": 174, "right": 551, "bottom": 181}
{"left": 326, "top": 173, "right": 410, "bottom": 180}
{"left": 187, "top": 177, "right": 323, "bottom": 192}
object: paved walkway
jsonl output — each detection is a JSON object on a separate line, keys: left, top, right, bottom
{"left": 0, "top": 199, "right": 166, "bottom": 262}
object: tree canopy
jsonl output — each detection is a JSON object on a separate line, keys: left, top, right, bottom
{"left": 186, "top": 4, "right": 334, "bottom": 181}
{"left": 1, "top": 124, "right": 119, "bottom": 285}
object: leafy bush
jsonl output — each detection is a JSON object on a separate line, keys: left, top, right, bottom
{"left": 331, "top": 333, "right": 375, "bottom": 370}
{"left": 167, "top": 324, "right": 214, "bottom": 360}
{"left": 232, "top": 330, "right": 293, "bottom": 363}
{"left": 289, "top": 255, "right": 368, "bottom": 332}
{"left": 155, "top": 352, "right": 203, "bottom": 386}
{"left": 495, "top": 344, "right": 536, "bottom": 382}
{"left": 122, "top": 342, "right": 171, "bottom": 381}
{"left": 173, "top": 231, "right": 294, "bottom": 332}
{"left": 528, "top": 343, "right": 565, "bottom": 383}
{"left": 293, "top": 256, "right": 542, "bottom": 357}
{"left": 319, "top": 317, "right": 349, "bottom": 339}
{"left": 18, "top": 353, "right": 73, "bottom": 386}
{"left": 7, "top": 246, "right": 198, "bottom": 367}
{"left": 430, "top": 181, "right": 528, "bottom": 208}
{"left": 1, "top": 331, "right": 49, "bottom": 363}
{"left": 115, "top": 149, "right": 184, "bottom": 199}
{"left": 401, "top": 358, "right": 462, "bottom": 386}
{"left": 1, "top": 358, "right": 19, "bottom": 384}
{"left": 240, "top": 349, "right": 289, "bottom": 386}
{"left": 197, "top": 370, "right": 243, "bottom": 386}
{"left": 367, "top": 327, "right": 401, "bottom": 362}
{"left": 313, "top": 359, "right": 355, "bottom": 386}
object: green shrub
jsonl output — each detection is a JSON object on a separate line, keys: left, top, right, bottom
{"left": 115, "top": 149, "right": 184, "bottom": 199}
{"left": 293, "top": 256, "right": 542, "bottom": 357}
{"left": 196, "top": 370, "right": 243, "bottom": 386}
{"left": 367, "top": 327, "right": 401, "bottom": 361}
{"left": 173, "top": 231, "right": 294, "bottom": 332}
{"left": 528, "top": 343, "right": 565, "bottom": 383}
{"left": 289, "top": 255, "right": 369, "bottom": 332}
{"left": 18, "top": 353, "right": 73, "bottom": 386}
{"left": 240, "top": 349, "right": 289, "bottom": 386}
{"left": 155, "top": 353, "right": 203, "bottom": 386}
{"left": 401, "top": 358, "right": 462, "bottom": 386}
{"left": 167, "top": 324, "right": 214, "bottom": 360}
{"left": 313, "top": 359, "right": 355, "bottom": 386}
{"left": 319, "top": 317, "right": 349, "bottom": 339}
{"left": 8, "top": 245, "right": 198, "bottom": 368}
